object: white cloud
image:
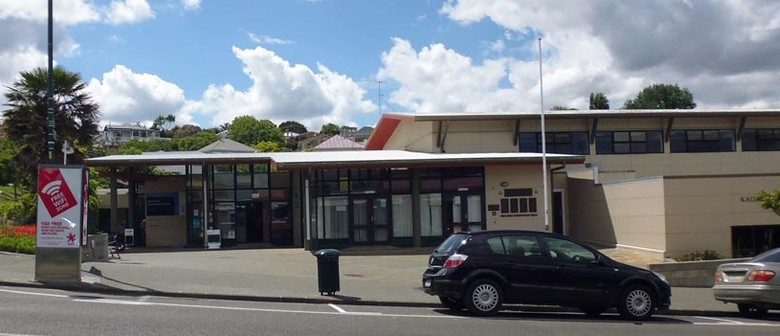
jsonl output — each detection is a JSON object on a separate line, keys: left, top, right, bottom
{"left": 434, "top": 0, "right": 780, "bottom": 109}
{"left": 248, "top": 33, "right": 294, "bottom": 46}
{"left": 181, "top": 0, "right": 201, "bottom": 11}
{"left": 103, "top": 0, "right": 155, "bottom": 25}
{"left": 86, "top": 65, "right": 190, "bottom": 127}
{"left": 190, "top": 46, "right": 375, "bottom": 130}
{"left": 0, "top": 0, "right": 101, "bottom": 26}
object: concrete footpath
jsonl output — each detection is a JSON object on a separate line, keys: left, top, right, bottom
{"left": 0, "top": 247, "right": 746, "bottom": 316}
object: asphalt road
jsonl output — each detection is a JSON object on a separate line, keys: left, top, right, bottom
{"left": 1, "top": 286, "right": 779, "bottom": 336}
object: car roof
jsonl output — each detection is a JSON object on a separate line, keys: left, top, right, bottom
{"left": 459, "top": 230, "right": 561, "bottom": 237}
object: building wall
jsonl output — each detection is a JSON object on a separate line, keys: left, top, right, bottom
{"left": 484, "top": 165, "right": 546, "bottom": 231}
{"left": 663, "top": 175, "right": 780, "bottom": 258}
{"left": 384, "top": 119, "right": 436, "bottom": 152}
{"left": 568, "top": 176, "right": 667, "bottom": 257}
{"left": 144, "top": 176, "right": 187, "bottom": 247}
{"left": 438, "top": 120, "right": 518, "bottom": 153}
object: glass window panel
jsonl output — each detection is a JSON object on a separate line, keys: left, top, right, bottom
{"left": 703, "top": 130, "right": 719, "bottom": 141}
{"left": 510, "top": 198, "right": 518, "bottom": 213}
{"left": 253, "top": 172, "right": 268, "bottom": 189}
{"left": 595, "top": 132, "right": 613, "bottom": 154}
{"left": 614, "top": 143, "right": 630, "bottom": 154}
{"left": 236, "top": 172, "right": 251, "bottom": 189}
{"left": 375, "top": 198, "right": 389, "bottom": 226}
{"left": 630, "top": 131, "right": 646, "bottom": 142}
{"left": 467, "top": 195, "right": 481, "bottom": 222}
{"left": 647, "top": 131, "right": 663, "bottom": 153}
{"left": 374, "top": 228, "right": 388, "bottom": 242}
{"left": 572, "top": 133, "right": 589, "bottom": 154}
{"left": 420, "top": 193, "right": 442, "bottom": 237}
{"left": 214, "top": 190, "right": 234, "bottom": 202}
{"left": 518, "top": 133, "right": 537, "bottom": 152}
{"left": 630, "top": 143, "right": 647, "bottom": 153}
{"left": 687, "top": 130, "right": 702, "bottom": 141}
{"left": 529, "top": 198, "right": 537, "bottom": 213}
{"left": 742, "top": 129, "right": 757, "bottom": 151}
{"left": 670, "top": 130, "right": 686, "bottom": 153}
{"left": 719, "top": 130, "right": 735, "bottom": 151}
{"left": 392, "top": 195, "right": 413, "bottom": 238}
{"left": 236, "top": 189, "right": 253, "bottom": 202}
{"left": 519, "top": 199, "right": 528, "bottom": 213}
{"left": 614, "top": 132, "right": 630, "bottom": 142}
{"left": 317, "top": 196, "right": 349, "bottom": 239}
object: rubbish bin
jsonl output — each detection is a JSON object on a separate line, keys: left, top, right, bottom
{"left": 314, "top": 249, "right": 340, "bottom": 295}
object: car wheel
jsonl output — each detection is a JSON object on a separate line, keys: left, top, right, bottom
{"left": 738, "top": 304, "right": 769, "bottom": 319}
{"left": 617, "top": 284, "right": 655, "bottom": 321}
{"left": 580, "top": 306, "right": 607, "bottom": 317}
{"left": 464, "top": 279, "right": 503, "bottom": 316}
{"left": 439, "top": 296, "right": 465, "bottom": 311}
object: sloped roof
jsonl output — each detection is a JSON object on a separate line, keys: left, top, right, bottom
{"left": 199, "top": 138, "right": 257, "bottom": 153}
{"left": 353, "top": 126, "right": 374, "bottom": 137}
{"left": 313, "top": 134, "right": 364, "bottom": 151}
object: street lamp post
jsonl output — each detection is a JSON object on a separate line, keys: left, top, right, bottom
{"left": 538, "top": 38, "right": 549, "bottom": 232}
{"left": 62, "top": 140, "right": 74, "bottom": 165}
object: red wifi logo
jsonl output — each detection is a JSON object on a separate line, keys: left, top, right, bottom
{"left": 38, "top": 168, "right": 78, "bottom": 218}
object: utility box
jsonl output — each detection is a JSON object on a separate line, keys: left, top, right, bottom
{"left": 314, "top": 249, "right": 340, "bottom": 295}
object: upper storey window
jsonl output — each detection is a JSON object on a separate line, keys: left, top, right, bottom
{"left": 670, "top": 129, "right": 735, "bottom": 153}
{"left": 518, "top": 132, "right": 589, "bottom": 155}
{"left": 596, "top": 131, "right": 663, "bottom": 154}
{"left": 742, "top": 129, "right": 780, "bottom": 151}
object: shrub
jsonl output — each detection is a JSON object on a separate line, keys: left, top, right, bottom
{"left": 0, "top": 224, "right": 36, "bottom": 254}
{"left": 677, "top": 250, "right": 721, "bottom": 261}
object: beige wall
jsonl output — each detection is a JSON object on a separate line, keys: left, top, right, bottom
{"left": 663, "top": 175, "right": 780, "bottom": 258}
{"left": 384, "top": 119, "right": 436, "bottom": 152}
{"left": 144, "top": 176, "right": 187, "bottom": 247}
{"left": 568, "top": 177, "right": 667, "bottom": 255}
{"left": 484, "top": 165, "right": 547, "bottom": 231}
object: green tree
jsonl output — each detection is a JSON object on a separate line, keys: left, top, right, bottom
{"left": 174, "top": 131, "right": 219, "bottom": 151}
{"left": 279, "top": 121, "right": 307, "bottom": 134}
{"left": 589, "top": 92, "right": 610, "bottom": 110}
{"left": 227, "top": 115, "right": 284, "bottom": 146}
{"left": 151, "top": 114, "right": 176, "bottom": 137}
{"left": 757, "top": 189, "right": 780, "bottom": 216}
{"left": 254, "top": 140, "right": 282, "bottom": 152}
{"left": 320, "top": 123, "right": 340, "bottom": 136}
{"left": 119, "top": 138, "right": 175, "bottom": 154}
{"left": 623, "top": 84, "right": 696, "bottom": 109}
{"left": 551, "top": 105, "right": 576, "bottom": 110}
{"left": 2, "top": 66, "right": 100, "bottom": 189}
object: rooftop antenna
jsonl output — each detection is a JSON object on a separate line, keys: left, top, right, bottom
{"left": 378, "top": 80, "right": 383, "bottom": 114}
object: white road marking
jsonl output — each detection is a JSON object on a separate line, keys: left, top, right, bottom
{"left": 72, "top": 297, "right": 463, "bottom": 319}
{"left": 329, "top": 304, "right": 347, "bottom": 313}
{"left": 691, "top": 316, "right": 775, "bottom": 327}
{"left": 0, "top": 288, "right": 67, "bottom": 298}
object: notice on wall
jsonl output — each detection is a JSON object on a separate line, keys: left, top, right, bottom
{"left": 37, "top": 166, "right": 85, "bottom": 248}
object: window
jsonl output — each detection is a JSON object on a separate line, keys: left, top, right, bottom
{"left": 596, "top": 131, "right": 663, "bottom": 154}
{"left": 732, "top": 225, "right": 780, "bottom": 258}
{"left": 670, "top": 129, "right": 735, "bottom": 153}
{"left": 499, "top": 188, "right": 537, "bottom": 217}
{"left": 742, "top": 129, "right": 780, "bottom": 151}
{"left": 519, "top": 132, "right": 589, "bottom": 154}
{"left": 544, "top": 236, "right": 597, "bottom": 264}
{"left": 486, "top": 235, "right": 542, "bottom": 257}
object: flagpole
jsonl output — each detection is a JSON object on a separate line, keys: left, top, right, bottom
{"left": 538, "top": 38, "right": 549, "bottom": 232}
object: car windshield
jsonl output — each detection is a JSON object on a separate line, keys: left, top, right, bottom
{"left": 751, "top": 248, "right": 780, "bottom": 263}
{"left": 435, "top": 234, "right": 468, "bottom": 254}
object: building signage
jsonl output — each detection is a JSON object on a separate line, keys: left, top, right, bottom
{"left": 37, "top": 166, "right": 85, "bottom": 248}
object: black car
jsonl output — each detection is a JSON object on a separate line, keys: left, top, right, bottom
{"left": 422, "top": 230, "right": 671, "bottom": 320}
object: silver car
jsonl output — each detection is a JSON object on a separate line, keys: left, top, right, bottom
{"left": 713, "top": 248, "right": 780, "bottom": 318}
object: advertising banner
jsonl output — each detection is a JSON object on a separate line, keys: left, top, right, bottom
{"left": 37, "top": 166, "right": 85, "bottom": 248}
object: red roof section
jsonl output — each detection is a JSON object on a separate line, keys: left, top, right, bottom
{"left": 364, "top": 114, "right": 413, "bottom": 150}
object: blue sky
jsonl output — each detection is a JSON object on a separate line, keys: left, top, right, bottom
{"left": 2, "top": 0, "right": 780, "bottom": 132}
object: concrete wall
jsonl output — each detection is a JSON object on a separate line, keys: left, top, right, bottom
{"left": 568, "top": 176, "right": 667, "bottom": 257}
{"left": 484, "top": 164, "right": 547, "bottom": 231}
{"left": 649, "top": 258, "right": 750, "bottom": 287}
{"left": 144, "top": 176, "right": 187, "bottom": 247}
{"left": 663, "top": 175, "right": 780, "bottom": 258}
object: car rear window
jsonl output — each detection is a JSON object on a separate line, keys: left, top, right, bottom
{"left": 435, "top": 234, "right": 469, "bottom": 254}
{"left": 751, "top": 248, "right": 780, "bottom": 263}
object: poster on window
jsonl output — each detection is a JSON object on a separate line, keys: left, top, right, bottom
{"left": 36, "top": 166, "right": 85, "bottom": 248}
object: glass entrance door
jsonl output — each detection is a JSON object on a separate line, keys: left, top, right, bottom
{"left": 352, "top": 197, "right": 389, "bottom": 244}
{"left": 444, "top": 193, "right": 483, "bottom": 235}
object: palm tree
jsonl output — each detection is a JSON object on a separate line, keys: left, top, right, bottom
{"left": 2, "top": 66, "right": 100, "bottom": 188}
